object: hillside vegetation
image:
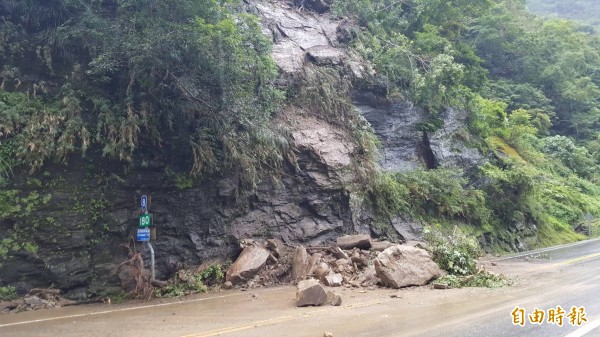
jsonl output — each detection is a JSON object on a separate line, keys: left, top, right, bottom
{"left": 527, "top": 0, "right": 600, "bottom": 26}
{"left": 331, "top": 0, "right": 600, "bottom": 249}
{"left": 1, "top": 0, "right": 600, "bottom": 256}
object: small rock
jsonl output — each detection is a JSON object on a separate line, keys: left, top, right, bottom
{"left": 405, "top": 241, "right": 428, "bottom": 251}
{"left": 296, "top": 279, "right": 327, "bottom": 307}
{"left": 267, "top": 253, "right": 278, "bottom": 265}
{"left": 371, "top": 241, "right": 394, "bottom": 252}
{"left": 266, "top": 239, "right": 285, "bottom": 258}
{"left": 336, "top": 235, "right": 372, "bottom": 250}
{"left": 491, "top": 262, "right": 498, "bottom": 266}
{"left": 324, "top": 332, "right": 334, "bottom": 337}
{"left": 335, "top": 259, "right": 349, "bottom": 267}
{"left": 313, "top": 262, "right": 330, "bottom": 279}
{"left": 348, "top": 281, "right": 361, "bottom": 288}
{"left": 326, "top": 291, "right": 342, "bottom": 306}
{"left": 350, "top": 256, "right": 367, "bottom": 268}
{"left": 322, "top": 273, "right": 343, "bottom": 287}
{"left": 433, "top": 284, "right": 451, "bottom": 290}
{"left": 330, "top": 246, "right": 349, "bottom": 260}
{"left": 24, "top": 296, "right": 43, "bottom": 306}
{"left": 223, "top": 281, "right": 233, "bottom": 290}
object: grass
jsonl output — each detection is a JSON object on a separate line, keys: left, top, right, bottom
{"left": 488, "top": 136, "right": 526, "bottom": 162}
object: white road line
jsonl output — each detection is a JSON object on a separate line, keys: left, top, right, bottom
{"left": 0, "top": 288, "right": 284, "bottom": 329}
{"left": 564, "top": 320, "right": 600, "bottom": 337}
{"left": 494, "top": 238, "right": 600, "bottom": 261}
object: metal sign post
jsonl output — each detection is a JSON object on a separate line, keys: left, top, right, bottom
{"left": 136, "top": 194, "right": 155, "bottom": 281}
{"left": 147, "top": 242, "right": 155, "bottom": 281}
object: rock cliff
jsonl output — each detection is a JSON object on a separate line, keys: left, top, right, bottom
{"left": 0, "top": 0, "right": 482, "bottom": 298}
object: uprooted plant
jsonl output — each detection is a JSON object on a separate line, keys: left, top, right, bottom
{"left": 425, "top": 226, "right": 510, "bottom": 288}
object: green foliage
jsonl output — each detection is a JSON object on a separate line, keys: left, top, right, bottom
{"left": 0, "top": 0, "right": 285, "bottom": 186}
{"left": 411, "top": 54, "right": 466, "bottom": 112}
{"left": 472, "top": 3, "right": 600, "bottom": 141}
{"left": 395, "top": 169, "right": 490, "bottom": 225}
{"left": 479, "top": 162, "right": 536, "bottom": 225}
{"left": 174, "top": 175, "right": 193, "bottom": 190}
{"left": 538, "top": 136, "right": 598, "bottom": 179}
{"left": 0, "top": 286, "right": 18, "bottom": 301}
{"left": 0, "top": 91, "right": 89, "bottom": 172}
{"left": 424, "top": 226, "right": 482, "bottom": 275}
{"left": 0, "top": 189, "right": 49, "bottom": 261}
{"left": 468, "top": 95, "right": 508, "bottom": 138}
{"left": 433, "top": 273, "right": 510, "bottom": 288}
{"left": 332, "top": 0, "right": 489, "bottom": 113}
{"left": 155, "top": 264, "right": 224, "bottom": 298}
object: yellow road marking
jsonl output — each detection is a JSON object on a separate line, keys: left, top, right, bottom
{"left": 553, "top": 252, "right": 600, "bottom": 267}
{"left": 181, "top": 300, "right": 383, "bottom": 337}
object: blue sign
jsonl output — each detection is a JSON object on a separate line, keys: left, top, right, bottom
{"left": 136, "top": 228, "right": 150, "bottom": 242}
{"left": 141, "top": 195, "right": 148, "bottom": 212}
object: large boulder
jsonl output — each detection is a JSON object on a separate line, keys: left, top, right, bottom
{"left": 296, "top": 279, "right": 327, "bottom": 307}
{"left": 336, "top": 235, "right": 371, "bottom": 250}
{"left": 226, "top": 246, "right": 270, "bottom": 285}
{"left": 374, "top": 245, "right": 442, "bottom": 289}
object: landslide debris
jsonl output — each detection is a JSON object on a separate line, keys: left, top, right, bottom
{"left": 225, "top": 235, "right": 442, "bottom": 292}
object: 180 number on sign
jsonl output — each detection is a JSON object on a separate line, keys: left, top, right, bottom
{"left": 139, "top": 213, "right": 152, "bottom": 228}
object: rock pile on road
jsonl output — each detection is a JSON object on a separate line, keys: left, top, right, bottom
{"left": 227, "top": 235, "right": 442, "bottom": 297}
{"left": 0, "top": 288, "right": 77, "bottom": 314}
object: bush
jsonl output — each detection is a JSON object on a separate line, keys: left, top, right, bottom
{"left": 0, "top": 286, "right": 18, "bottom": 301}
{"left": 155, "top": 264, "right": 224, "bottom": 298}
{"left": 424, "top": 226, "right": 482, "bottom": 275}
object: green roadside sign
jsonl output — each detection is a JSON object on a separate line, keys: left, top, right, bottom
{"left": 139, "top": 213, "right": 152, "bottom": 228}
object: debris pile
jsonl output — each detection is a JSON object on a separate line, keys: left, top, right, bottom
{"left": 1, "top": 289, "right": 78, "bottom": 313}
{"left": 226, "top": 235, "right": 442, "bottom": 300}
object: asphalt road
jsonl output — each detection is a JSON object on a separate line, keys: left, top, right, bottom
{"left": 1, "top": 238, "right": 599, "bottom": 337}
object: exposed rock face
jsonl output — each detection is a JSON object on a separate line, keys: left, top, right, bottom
{"left": 255, "top": 1, "right": 340, "bottom": 75}
{"left": 391, "top": 217, "right": 424, "bottom": 242}
{"left": 355, "top": 92, "right": 484, "bottom": 173}
{"left": 354, "top": 92, "right": 425, "bottom": 172}
{"left": 296, "top": 279, "right": 327, "bottom": 307}
{"left": 429, "top": 108, "right": 485, "bottom": 170}
{"left": 226, "top": 246, "right": 270, "bottom": 285}
{"left": 336, "top": 235, "right": 371, "bottom": 250}
{"left": 374, "top": 245, "right": 442, "bottom": 289}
